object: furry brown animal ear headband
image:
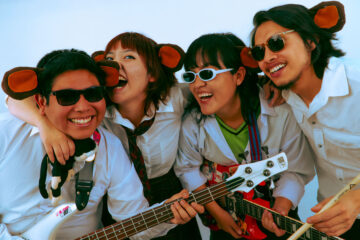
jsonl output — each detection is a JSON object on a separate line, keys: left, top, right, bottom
{"left": 2, "top": 61, "right": 119, "bottom": 100}
{"left": 92, "top": 43, "right": 185, "bottom": 72}
{"left": 309, "top": 1, "right": 345, "bottom": 32}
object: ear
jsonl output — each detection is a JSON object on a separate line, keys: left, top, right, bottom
{"left": 92, "top": 51, "right": 105, "bottom": 62}
{"left": 309, "top": 1, "right": 345, "bottom": 32}
{"left": 34, "top": 94, "right": 47, "bottom": 115}
{"left": 234, "top": 66, "right": 246, "bottom": 86}
{"left": 2, "top": 67, "right": 40, "bottom": 100}
{"left": 97, "top": 60, "right": 120, "bottom": 87}
{"left": 158, "top": 44, "right": 185, "bottom": 72}
{"left": 240, "top": 47, "right": 261, "bottom": 72}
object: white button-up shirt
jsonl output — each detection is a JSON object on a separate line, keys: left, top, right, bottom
{"left": 102, "top": 84, "right": 188, "bottom": 179}
{"left": 0, "top": 113, "right": 173, "bottom": 240}
{"left": 175, "top": 91, "right": 315, "bottom": 207}
{"left": 283, "top": 57, "right": 360, "bottom": 202}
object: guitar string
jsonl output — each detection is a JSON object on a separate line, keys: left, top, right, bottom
{"left": 77, "top": 177, "right": 243, "bottom": 239}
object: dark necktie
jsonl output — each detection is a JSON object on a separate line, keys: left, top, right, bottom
{"left": 124, "top": 117, "right": 155, "bottom": 203}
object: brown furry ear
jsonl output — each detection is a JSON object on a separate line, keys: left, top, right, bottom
{"left": 309, "top": 1, "right": 345, "bottom": 32}
{"left": 92, "top": 51, "right": 105, "bottom": 62}
{"left": 240, "top": 47, "right": 261, "bottom": 72}
{"left": 2, "top": 67, "right": 40, "bottom": 99}
{"left": 97, "top": 61, "right": 119, "bottom": 87}
{"left": 158, "top": 44, "right": 185, "bottom": 72}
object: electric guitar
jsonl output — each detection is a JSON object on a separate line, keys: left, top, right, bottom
{"left": 232, "top": 190, "right": 343, "bottom": 240}
{"left": 21, "top": 153, "right": 288, "bottom": 240}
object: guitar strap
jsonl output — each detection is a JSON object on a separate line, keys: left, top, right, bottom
{"left": 200, "top": 111, "right": 269, "bottom": 230}
{"left": 75, "top": 130, "right": 100, "bottom": 211}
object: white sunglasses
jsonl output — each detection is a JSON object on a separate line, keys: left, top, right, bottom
{"left": 182, "top": 68, "right": 233, "bottom": 83}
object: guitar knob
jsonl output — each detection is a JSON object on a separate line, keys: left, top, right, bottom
{"left": 246, "top": 180, "right": 254, "bottom": 187}
{"left": 245, "top": 167, "right": 252, "bottom": 174}
{"left": 263, "top": 169, "right": 271, "bottom": 177}
{"left": 267, "top": 161, "right": 274, "bottom": 168}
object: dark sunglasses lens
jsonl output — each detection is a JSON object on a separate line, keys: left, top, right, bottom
{"left": 182, "top": 72, "right": 195, "bottom": 83}
{"left": 55, "top": 90, "right": 79, "bottom": 106}
{"left": 268, "top": 35, "right": 285, "bottom": 52}
{"left": 251, "top": 46, "right": 265, "bottom": 61}
{"left": 199, "top": 69, "right": 214, "bottom": 81}
{"left": 83, "top": 87, "right": 104, "bottom": 102}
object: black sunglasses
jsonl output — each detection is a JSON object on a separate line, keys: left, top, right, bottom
{"left": 251, "top": 30, "right": 295, "bottom": 61}
{"left": 50, "top": 86, "right": 105, "bottom": 106}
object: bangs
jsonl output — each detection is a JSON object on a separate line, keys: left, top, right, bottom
{"left": 105, "top": 32, "right": 157, "bottom": 60}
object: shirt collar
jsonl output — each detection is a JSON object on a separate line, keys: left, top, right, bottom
{"left": 30, "top": 126, "right": 40, "bottom": 136}
{"left": 283, "top": 58, "right": 349, "bottom": 116}
{"left": 105, "top": 97, "right": 174, "bottom": 130}
{"left": 259, "top": 89, "right": 277, "bottom": 117}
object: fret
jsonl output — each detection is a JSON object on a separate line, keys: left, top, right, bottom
{"left": 119, "top": 220, "right": 128, "bottom": 238}
{"left": 152, "top": 208, "right": 160, "bottom": 224}
{"left": 140, "top": 212, "right": 148, "bottom": 229}
{"left": 110, "top": 225, "right": 119, "bottom": 240}
{"left": 208, "top": 188, "right": 215, "bottom": 202}
{"left": 130, "top": 217, "right": 137, "bottom": 233}
{"left": 191, "top": 192, "right": 197, "bottom": 203}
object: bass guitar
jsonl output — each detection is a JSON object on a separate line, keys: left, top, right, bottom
{"left": 22, "top": 152, "right": 288, "bottom": 240}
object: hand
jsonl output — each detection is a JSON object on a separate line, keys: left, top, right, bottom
{"left": 307, "top": 190, "right": 360, "bottom": 236}
{"left": 261, "top": 197, "right": 291, "bottom": 237}
{"left": 167, "top": 189, "right": 204, "bottom": 224}
{"left": 263, "top": 81, "right": 285, "bottom": 107}
{"left": 38, "top": 118, "right": 75, "bottom": 165}
{"left": 213, "top": 207, "right": 243, "bottom": 238}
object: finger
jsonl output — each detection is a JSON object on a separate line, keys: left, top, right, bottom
{"left": 180, "top": 200, "right": 197, "bottom": 218}
{"left": 191, "top": 202, "right": 205, "bottom": 214}
{"left": 228, "top": 225, "right": 242, "bottom": 238}
{"left": 311, "top": 197, "right": 331, "bottom": 213}
{"left": 53, "top": 145, "right": 66, "bottom": 165}
{"left": 60, "top": 142, "right": 70, "bottom": 161}
{"left": 165, "top": 189, "right": 188, "bottom": 203}
{"left": 272, "top": 222, "right": 286, "bottom": 237}
{"left": 44, "top": 145, "right": 55, "bottom": 163}
{"left": 68, "top": 139, "right": 75, "bottom": 157}
{"left": 169, "top": 202, "right": 183, "bottom": 224}
{"left": 171, "top": 200, "right": 191, "bottom": 224}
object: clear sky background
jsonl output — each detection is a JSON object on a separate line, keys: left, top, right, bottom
{"left": 0, "top": 0, "right": 359, "bottom": 236}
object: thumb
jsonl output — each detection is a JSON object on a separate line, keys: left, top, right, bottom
{"left": 311, "top": 197, "right": 331, "bottom": 213}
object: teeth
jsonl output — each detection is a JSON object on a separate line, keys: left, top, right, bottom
{"left": 199, "top": 93, "right": 213, "bottom": 98}
{"left": 270, "top": 64, "right": 285, "bottom": 73}
{"left": 71, "top": 117, "right": 92, "bottom": 124}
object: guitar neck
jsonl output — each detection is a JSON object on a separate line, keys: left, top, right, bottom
{"left": 238, "top": 199, "right": 342, "bottom": 240}
{"left": 77, "top": 177, "right": 244, "bottom": 240}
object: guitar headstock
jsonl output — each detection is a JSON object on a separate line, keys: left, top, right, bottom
{"left": 226, "top": 152, "right": 288, "bottom": 193}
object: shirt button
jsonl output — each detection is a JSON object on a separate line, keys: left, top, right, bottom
{"left": 318, "top": 144, "right": 322, "bottom": 148}
{"left": 312, "top": 121, "right": 316, "bottom": 125}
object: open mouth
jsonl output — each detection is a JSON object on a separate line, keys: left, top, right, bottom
{"left": 270, "top": 64, "right": 286, "bottom": 73}
{"left": 116, "top": 79, "right": 128, "bottom": 88}
{"left": 198, "top": 93, "right": 213, "bottom": 101}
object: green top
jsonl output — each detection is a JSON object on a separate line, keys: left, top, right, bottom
{"left": 215, "top": 107, "right": 261, "bottom": 164}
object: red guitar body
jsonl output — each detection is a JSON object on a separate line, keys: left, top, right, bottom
{"left": 240, "top": 187, "right": 270, "bottom": 240}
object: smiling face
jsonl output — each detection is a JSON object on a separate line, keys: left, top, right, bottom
{"left": 189, "top": 54, "right": 245, "bottom": 118}
{"left": 38, "top": 69, "right": 106, "bottom": 140}
{"left": 105, "top": 42, "right": 154, "bottom": 107}
{"left": 254, "top": 21, "right": 314, "bottom": 89}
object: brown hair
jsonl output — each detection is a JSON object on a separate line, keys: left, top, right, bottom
{"left": 105, "top": 32, "right": 177, "bottom": 115}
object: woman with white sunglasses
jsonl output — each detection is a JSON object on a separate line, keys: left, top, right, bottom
{"left": 174, "top": 33, "right": 315, "bottom": 240}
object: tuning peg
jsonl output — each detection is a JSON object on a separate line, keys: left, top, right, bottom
{"left": 266, "top": 161, "right": 274, "bottom": 168}
{"left": 263, "top": 169, "right": 271, "bottom": 177}
{"left": 245, "top": 167, "right": 252, "bottom": 174}
{"left": 246, "top": 180, "right": 254, "bottom": 187}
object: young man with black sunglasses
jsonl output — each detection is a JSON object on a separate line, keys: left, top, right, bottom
{"left": 251, "top": 2, "right": 360, "bottom": 239}
{"left": 0, "top": 49, "right": 203, "bottom": 239}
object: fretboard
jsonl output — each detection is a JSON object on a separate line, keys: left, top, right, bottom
{"left": 238, "top": 199, "right": 342, "bottom": 240}
{"left": 76, "top": 176, "right": 245, "bottom": 240}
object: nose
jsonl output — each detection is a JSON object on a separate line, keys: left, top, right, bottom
{"left": 263, "top": 46, "right": 277, "bottom": 63}
{"left": 73, "top": 94, "right": 91, "bottom": 112}
{"left": 191, "top": 75, "right": 206, "bottom": 88}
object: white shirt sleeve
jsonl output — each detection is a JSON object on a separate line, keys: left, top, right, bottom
{"left": 0, "top": 224, "right": 23, "bottom": 240}
{"left": 174, "top": 114, "right": 208, "bottom": 191}
{"left": 272, "top": 109, "right": 316, "bottom": 208}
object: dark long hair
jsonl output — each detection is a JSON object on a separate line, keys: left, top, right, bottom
{"left": 251, "top": 4, "right": 345, "bottom": 79}
{"left": 183, "top": 33, "right": 260, "bottom": 124}
{"left": 105, "top": 32, "right": 176, "bottom": 115}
